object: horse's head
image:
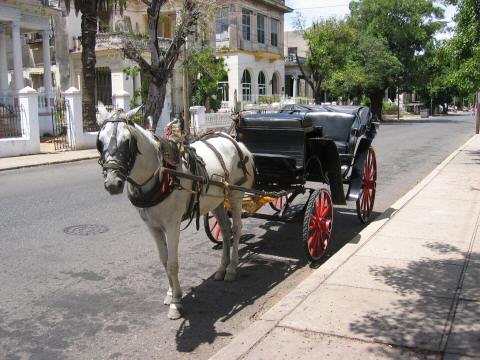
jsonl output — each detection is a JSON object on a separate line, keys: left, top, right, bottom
{"left": 96, "top": 103, "right": 142, "bottom": 195}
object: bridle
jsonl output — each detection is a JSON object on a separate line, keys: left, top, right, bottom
{"left": 97, "top": 115, "right": 140, "bottom": 182}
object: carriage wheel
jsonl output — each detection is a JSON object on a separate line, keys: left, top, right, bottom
{"left": 269, "top": 193, "right": 290, "bottom": 212}
{"left": 204, "top": 212, "right": 223, "bottom": 245}
{"left": 356, "top": 147, "right": 377, "bottom": 224}
{"left": 303, "top": 189, "right": 333, "bottom": 262}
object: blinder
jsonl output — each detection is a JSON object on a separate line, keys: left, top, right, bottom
{"left": 97, "top": 117, "right": 140, "bottom": 180}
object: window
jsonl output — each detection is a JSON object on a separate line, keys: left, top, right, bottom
{"left": 271, "top": 18, "right": 279, "bottom": 47}
{"left": 272, "top": 72, "right": 280, "bottom": 95}
{"left": 258, "top": 71, "right": 266, "bottom": 96}
{"left": 257, "top": 14, "right": 265, "bottom": 44}
{"left": 242, "top": 9, "right": 252, "bottom": 41}
{"left": 242, "top": 70, "right": 252, "bottom": 101}
{"left": 218, "top": 74, "right": 229, "bottom": 102}
{"left": 216, "top": 7, "right": 229, "bottom": 43}
{"left": 95, "top": 67, "right": 112, "bottom": 105}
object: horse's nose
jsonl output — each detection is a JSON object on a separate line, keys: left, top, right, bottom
{"left": 104, "top": 178, "right": 124, "bottom": 195}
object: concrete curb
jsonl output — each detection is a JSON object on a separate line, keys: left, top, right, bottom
{"left": 209, "top": 134, "right": 477, "bottom": 360}
{"left": 0, "top": 155, "right": 99, "bottom": 172}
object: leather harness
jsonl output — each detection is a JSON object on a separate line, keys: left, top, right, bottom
{"left": 103, "top": 127, "right": 250, "bottom": 230}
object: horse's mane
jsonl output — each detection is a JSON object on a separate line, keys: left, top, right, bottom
{"left": 132, "top": 123, "right": 159, "bottom": 149}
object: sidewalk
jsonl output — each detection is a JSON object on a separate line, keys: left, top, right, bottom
{"left": 211, "top": 134, "right": 480, "bottom": 359}
{"left": 0, "top": 149, "right": 98, "bottom": 171}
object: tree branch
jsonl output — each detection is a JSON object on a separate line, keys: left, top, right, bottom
{"left": 162, "top": 0, "right": 200, "bottom": 74}
{"left": 122, "top": 41, "right": 152, "bottom": 75}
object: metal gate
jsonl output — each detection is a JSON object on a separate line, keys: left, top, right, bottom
{"left": 51, "top": 99, "right": 71, "bottom": 151}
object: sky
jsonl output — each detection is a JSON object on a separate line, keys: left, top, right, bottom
{"left": 284, "top": 0, "right": 457, "bottom": 39}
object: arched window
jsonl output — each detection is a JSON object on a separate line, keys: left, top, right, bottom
{"left": 258, "top": 71, "right": 266, "bottom": 96}
{"left": 272, "top": 72, "right": 280, "bottom": 95}
{"left": 242, "top": 70, "right": 252, "bottom": 101}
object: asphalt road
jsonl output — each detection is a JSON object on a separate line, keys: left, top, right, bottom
{"left": 0, "top": 113, "right": 475, "bottom": 360}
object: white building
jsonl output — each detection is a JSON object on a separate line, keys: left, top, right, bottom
{"left": 215, "top": 0, "right": 292, "bottom": 109}
{"left": 0, "top": 0, "right": 60, "bottom": 135}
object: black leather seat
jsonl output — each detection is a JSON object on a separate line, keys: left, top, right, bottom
{"left": 306, "top": 112, "right": 355, "bottom": 154}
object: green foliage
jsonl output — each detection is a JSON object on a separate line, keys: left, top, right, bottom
{"left": 382, "top": 101, "right": 399, "bottom": 114}
{"left": 350, "top": 0, "right": 445, "bottom": 89}
{"left": 185, "top": 46, "right": 228, "bottom": 112}
{"left": 445, "top": 0, "right": 480, "bottom": 93}
{"left": 301, "top": 18, "right": 355, "bottom": 101}
{"left": 259, "top": 95, "right": 282, "bottom": 104}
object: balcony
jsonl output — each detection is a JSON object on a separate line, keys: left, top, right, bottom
{"left": 285, "top": 54, "right": 305, "bottom": 65}
{"left": 73, "top": 33, "right": 172, "bottom": 52}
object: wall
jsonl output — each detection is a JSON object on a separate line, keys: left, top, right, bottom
{"left": 222, "top": 52, "right": 285, "bottom": 106}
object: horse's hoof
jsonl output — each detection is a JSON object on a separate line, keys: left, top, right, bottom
{"left": 224, "top": 271, "right": 236, "bottom": 282}
{"left": 163, "top": 293, "right": 172, "bottom": 305}
{"left": 214, "top": 270, "right": 226, "bottom": 281}
{"left": 168, "top": 304, "right": 183, "bottom": 320}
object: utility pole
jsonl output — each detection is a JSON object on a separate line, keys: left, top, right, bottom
{"left": 183, "top": 36, "right": 191, "bottom": 135}
{"left": 476, "top": 91, "right": 480, "bottom": 134}
{"left": 397, "top": 87, "right": 400, "bottom": 121}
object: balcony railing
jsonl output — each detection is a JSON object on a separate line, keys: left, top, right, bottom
{"left": 89, "top": 32, "right": 172, "bottom": 51}
{"left": 285, "top": 54, "right": 306, "bottom": 65}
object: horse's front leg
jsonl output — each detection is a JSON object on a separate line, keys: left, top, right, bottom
{"left": 212, "top": 204, "right": 232, "bottom": 281}
{"left": 148, "top": 227, "right": 173, "bottom": 305}
{"left": 165, "top": 222, "right": 183, "bottom": 319}
{"left": 225, "top": 195, "right": 243, "bottom": 282}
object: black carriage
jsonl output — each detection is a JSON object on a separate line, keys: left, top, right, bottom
{"left": 204, "top": 104, "right": 378, "bottom": 262}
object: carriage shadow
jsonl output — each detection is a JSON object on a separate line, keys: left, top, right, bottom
{"left": 175, "top": 204, "right": 383, "bottom": 352}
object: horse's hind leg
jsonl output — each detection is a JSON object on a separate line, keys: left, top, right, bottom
{"left": 225, "top": 194, "right": 243, "bottom": 282}
{"left": 212, "top": 204, "right": 232, "bottom": 281}
{"left": 148, "top": 227, "right": 173, "bottom": 305}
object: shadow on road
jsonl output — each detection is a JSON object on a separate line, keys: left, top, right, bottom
{"left": 174, "top": 203, "right": 384, "bottom": 352}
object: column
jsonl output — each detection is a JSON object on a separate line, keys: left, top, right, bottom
{"left": 0, "top": 29, "right": 8, "bottom": 98}
{"left": 112, "top": 90, "right": 130, "bottom": 111}
{"left": 42, "top": 30, "right": 53, "bottom": 104}
{"left": 17, "top": 87, "right": 40, "bottom": 153}
{"left": 12, "top": 21, "right": 24, "bottom": 92}
{"left": 292, "top": 75, "right": 298, "bottom": 98}
{"left": 64, "top": 87, "right": 82, "bottom": 150}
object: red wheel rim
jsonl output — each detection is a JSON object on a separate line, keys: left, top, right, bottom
{"left": 307, "top": 190, "right": 333, "bottom": 260}
{"left": 357, "top": 148, "right": 377, "bottom": 222}
{"left": 270, "top": 193, "right": 291, "bottom": 212}
{"left": 207, "top": 212, "right": 223, "bottom": 243}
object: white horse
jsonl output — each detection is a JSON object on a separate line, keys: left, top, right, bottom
{"left": 96, "top": 105, "right": 254, "bottom": 319}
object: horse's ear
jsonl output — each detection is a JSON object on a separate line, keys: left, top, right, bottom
{"left": 125, "top": 105, "right": 143, "bottom": 121}
{"left": 97, "top": 101, "right": 110, "bottom": 127}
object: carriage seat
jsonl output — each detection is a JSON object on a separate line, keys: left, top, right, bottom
{"left": 306, "top": 112, "right": 356, "bottom": 154}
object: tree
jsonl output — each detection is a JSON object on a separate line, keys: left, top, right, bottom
{"left": 327, "top": 33, "right": 402, "bottom": 115}
{"left": 185, "top": 46, "right": 227, "bottom": 113}
{"left": 446, "top": 0, "right": 480, "bottom": 93}
{"left": 295, "top": 18, "right": 355, "bottom": 104}
{"left": 349, "top": 0, "right": 445, "bottom": 118}
{"left": 123, "top": 0, "right": 212, "bottom": 130}
{"left": 63, "top": 0, "right": 127, "bottom": 127}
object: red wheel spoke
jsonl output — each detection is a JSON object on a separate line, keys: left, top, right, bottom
{"left": 215, "top": 226, "right": 221, "bottom": 240}
{"left": 210, "top": 220, "right": 218, "bottom": 233}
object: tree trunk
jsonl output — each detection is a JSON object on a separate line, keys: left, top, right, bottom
{"left": 80, "top": 3, "right": 98, "bottom": 128}
{"left": 369, "top": 91, "right": 384, "bottom": 122}
{"left": 144, "top": 81, "right": 167, "bottom": 130}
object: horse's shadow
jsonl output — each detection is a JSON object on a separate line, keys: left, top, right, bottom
{"left": 175, "top": 217, "right": 305, "bottom": 352}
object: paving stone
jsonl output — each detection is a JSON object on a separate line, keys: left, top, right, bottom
{"left": 444, "top": 299, "right": 480, "bottom": 357}
{"left": 357, "top": 235, "right": 467, "bottom": 264}
{"left": 243, "top": 327, "right": 440, "bottom": 360}
{"left": 460, "top": 264, "right": 480, "bottom": 301}
{"left": 325, "top": 255, "right": 463, "bottom": 298}
{"left": 280, "top": 285, "right": 453, "bottom": 352}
